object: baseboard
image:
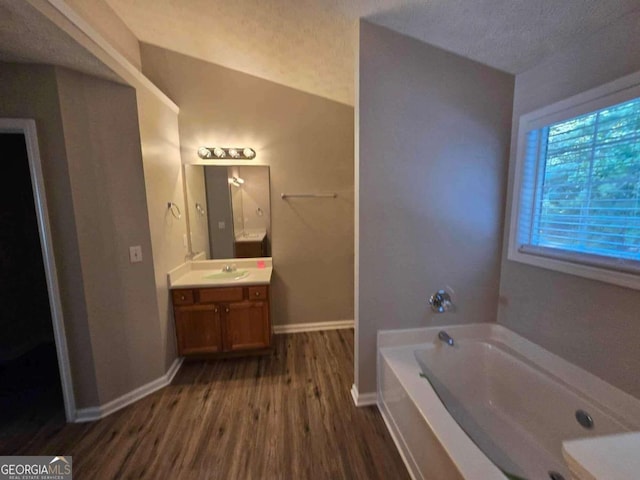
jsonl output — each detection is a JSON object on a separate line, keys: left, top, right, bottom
{"left": 350, "top": 383, "right": 377, "bottom": 407}
{"left": 273, "top": 319, "right": 354, "bottom": 334}
{"left": 74, "top": 357, "right": 183, "bottom": 423}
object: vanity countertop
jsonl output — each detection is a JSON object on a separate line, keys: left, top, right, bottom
{"left": 168, "top": 258, "right": 272, "bottom": 289}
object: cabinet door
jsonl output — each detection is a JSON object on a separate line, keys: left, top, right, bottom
{"left": 234, "top": 241, "right": 263, "bottom": 258}
{"left": 223, "top": 301, "right": 271, "bottom": 351}
{"left": 174, "top": 304, "right": 222, "bottom": 355}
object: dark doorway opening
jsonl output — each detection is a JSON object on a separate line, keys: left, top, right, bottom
{"left": 0, "top": 133, "right": 64, "bottom": 442}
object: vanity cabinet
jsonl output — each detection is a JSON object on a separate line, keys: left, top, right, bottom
{"left": 174, "top": 304, "right": 223, "bottom": 355}
{"left": 235, "top": 237, "right": 267, "bottom": 258}
{"left": 172, "top": 285, "right": 271, "bottom": 357}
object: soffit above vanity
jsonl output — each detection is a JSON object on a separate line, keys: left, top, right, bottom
{"left": 0, "top": 0, "right": 121, "bottom": 83}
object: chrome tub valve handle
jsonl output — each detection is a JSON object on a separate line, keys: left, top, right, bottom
{"left": 429, "top": 290, "right": 452, "bottom": 313}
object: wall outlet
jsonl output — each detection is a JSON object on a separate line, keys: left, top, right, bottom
{"left": 129, "top": 245, "right": 143, "bottom": 263}
{"left": 218, "top": 221, "right": 225, "bottom": 229}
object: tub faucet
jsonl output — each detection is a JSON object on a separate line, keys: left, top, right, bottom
{"left": 438, "top": 331, "right": 454, "bottom": 347}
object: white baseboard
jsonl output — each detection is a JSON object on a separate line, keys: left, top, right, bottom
{"left": 273, "top": 319, "right": 354, "bottom": 334}
{"left": 350, "top": 383, "right": 377, "bottom": 407}
{"left": 75, "top": 357, "right": 183, "bottom": 423}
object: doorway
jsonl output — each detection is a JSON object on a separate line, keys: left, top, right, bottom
{"left": 0, "top": 120, "right": 75, "bottom": 430}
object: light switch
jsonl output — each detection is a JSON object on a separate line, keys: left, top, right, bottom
{"left": 218, "top": 221, "right": 225, "bottom": 230}
{"left": 129, "top": 245, "right": 143, "bottom": 263}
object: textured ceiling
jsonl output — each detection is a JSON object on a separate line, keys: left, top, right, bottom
{"left": 0, "top": 0, "right": 120, "bottom": 83}
{"left": 106, "top": 0, "right": 640, "bottom": 106}
{"left": 1, "top": 1, "right": 637, "bottom": 106}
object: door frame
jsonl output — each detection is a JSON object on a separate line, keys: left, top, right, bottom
{"left": 0, "top": 118, "right": 76, "bottom": 422}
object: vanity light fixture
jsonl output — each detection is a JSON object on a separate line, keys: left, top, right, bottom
{"left": 197, "top": 146, "right": 256, "bottom": 160}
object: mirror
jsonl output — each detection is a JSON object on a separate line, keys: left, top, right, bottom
{"left": 184, "top": 165, "right": 271, "bottom": 259}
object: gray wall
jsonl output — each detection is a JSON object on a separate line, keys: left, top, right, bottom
{"left": 141, "top": 44, "right": 355, "bottom": 327}
{"left": 0, "top": 63, "right": 100, "bottom": 407}
{"left": 238, "top": 166, "right": 271, "bottom": 240}
{"left": 0, "top": 63, "right": 179, "bottom": 409}
{"left": 357, "top": 21, "right": 514, "bottom": 394}
{"left": 498, "top": 10, "right": 640, "bottom": 398}
{"left": 205, "top": 166, "right": 235, "bottom": 259}
{"left": 55, "top": 67, "right": 165, "bottom": 405}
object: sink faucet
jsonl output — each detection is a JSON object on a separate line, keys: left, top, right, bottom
{"left": 438, "top": 331, "right": 454, "bottom": 347}
{"left": 222, "top": 264, "right": 237, "bottom": 272}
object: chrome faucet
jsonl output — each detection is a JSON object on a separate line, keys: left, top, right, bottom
{"left": 429, "top": 289, "right": 452, "bottom": 313}
{"left": 438, "top": 331, "right": 454, "bottom": 346}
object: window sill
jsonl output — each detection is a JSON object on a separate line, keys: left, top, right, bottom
{"left": 506, "top": 247, "right": 640, "bottom": 291}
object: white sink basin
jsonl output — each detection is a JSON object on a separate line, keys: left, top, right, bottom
{"left": 203, "top": 270, "right": 250, "bottom": 281}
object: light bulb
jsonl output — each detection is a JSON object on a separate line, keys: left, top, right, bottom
{"left": 243, "top": 148, "right": 255, "bottom": 158}
{"left": 213, "top": 147, "right": 226, "bottom": 158}
{"left": 228, "top": 148, "right": 240, "bottom": 158}
{"left": 197, "top": 147, "right": 212, "bottom": 159}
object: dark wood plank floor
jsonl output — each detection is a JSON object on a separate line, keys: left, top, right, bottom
{"left": 0, "top": 330, "right": 410, "bottom": 479}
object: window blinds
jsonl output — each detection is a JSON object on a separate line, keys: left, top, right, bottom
{"left": 518, "top": 97, "right": 640, "bottom": 272}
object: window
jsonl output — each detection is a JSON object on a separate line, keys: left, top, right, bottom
{"left": 509, "top": 73, "right": 640, "bottom": 289}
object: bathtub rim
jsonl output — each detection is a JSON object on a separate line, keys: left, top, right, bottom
{"left": 379, "top": 323, "right": 640, "bottom": 429}
{"left": 377, "top": 323, "right": 640, "bottom": 480}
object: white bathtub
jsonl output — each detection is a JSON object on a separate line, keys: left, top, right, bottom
{"left": 377, "top": 324, "right": 640, "bottom": 480}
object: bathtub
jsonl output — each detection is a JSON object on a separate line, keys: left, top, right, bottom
{"left": 377, "top": 324, "right": 640, "bottom": 480}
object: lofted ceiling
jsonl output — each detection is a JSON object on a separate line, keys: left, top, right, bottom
{"left": 1, "top": 1, "right": 638, "bottom": 107}
{"left": 107, "top": 0, "right": 640, "bottom": 106}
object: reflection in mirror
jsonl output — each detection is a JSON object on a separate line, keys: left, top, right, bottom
{"left": 184, "top": 165, "right": 271, "bottom": 259}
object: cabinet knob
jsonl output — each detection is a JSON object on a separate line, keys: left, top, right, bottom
{"left": 255, "top": 291, "right": 260, "bottom": 297}
{"left": 225, "top": 307, "right": 230, "bottom": 313}
{"left": 180, "top": 295, "right": 185, "bottom": 300}
{"left": 214, "top": 307, "right": 218, "bottom": 313}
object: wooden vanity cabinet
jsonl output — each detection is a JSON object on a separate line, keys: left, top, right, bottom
{"left": 172, "top": 285, "right": 271, "bottom": 357}
{"left": 235, "top": 236, "right": 267, "bottom": 258}
{"left": 224, "top": 300, "right": 270, "bottom": 351}
{"left": 174, "top": 304, "right": 223, "bottom": 355}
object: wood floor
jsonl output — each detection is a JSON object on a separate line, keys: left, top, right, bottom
{"left": 0, "top": 330, "right": 410, "bottom": 480}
